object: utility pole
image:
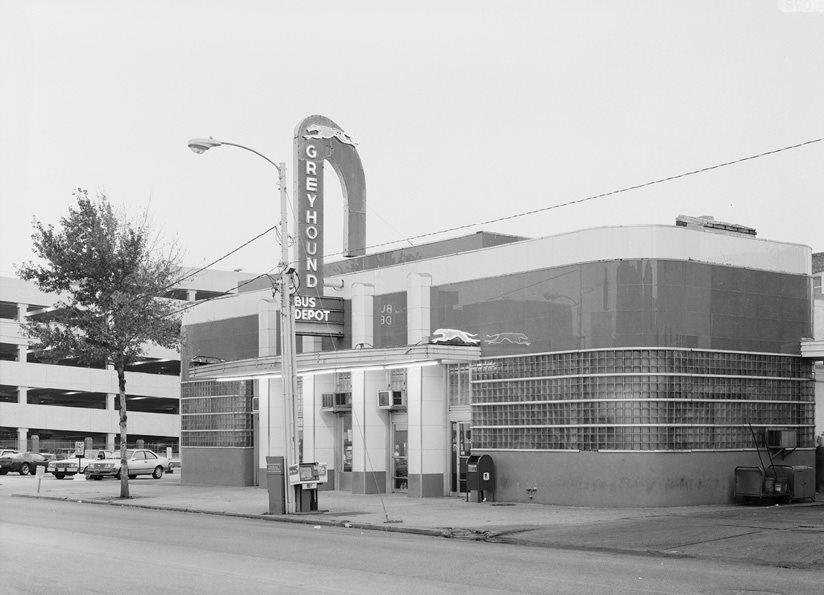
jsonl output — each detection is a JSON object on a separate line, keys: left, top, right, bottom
{"left": 187, "top": 138, "right": 301, "bottom": 514}
{"left": 278, "top": 162, "right": 300, "bottom": 514}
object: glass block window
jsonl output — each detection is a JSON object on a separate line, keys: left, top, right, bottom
{"left": 447, "top": 364, "right": 472, "bottom": 407}
{"left": 471, "top": 349, "right": 814, "bottom": 451}
{"left": 389, "top": 368, "right": 407, "bottom": 392}
{"left": 335, "top": 372, "right": 352, "bottom": 392}
{"left": 180, "top": 380, "right": 254, "bottom": 447}
{"left": 296, "top": 376, "right": 303, "bottom": 421}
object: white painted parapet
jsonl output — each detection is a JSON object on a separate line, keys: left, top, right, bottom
{"left": 350, "top": 282, "right": 374, "bottom": 348}
{"left": 407, "top": 272, "right": 432, "bottom": 345}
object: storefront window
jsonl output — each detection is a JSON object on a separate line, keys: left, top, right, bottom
{"left": 341, "top": 413, "right": 353, "bottom": 473}
{"left": 392, "top": 424, "right": 407, "bottom": 491}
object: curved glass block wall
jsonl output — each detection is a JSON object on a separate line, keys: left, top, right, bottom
{"left": 464, "top": 349, "right": 814, "bottom": 451}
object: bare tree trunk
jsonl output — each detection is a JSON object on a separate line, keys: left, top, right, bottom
{"left": 117, "top": 363, "right": 129, "bottom": 499}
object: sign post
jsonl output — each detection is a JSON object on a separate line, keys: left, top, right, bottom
{"left": 36, "top": 464, "right": 44, "bottom": 494}
{"left": 73, "top": 441, "right": 86, "bottom": 481}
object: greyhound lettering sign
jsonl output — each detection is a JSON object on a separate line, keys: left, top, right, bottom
{"left": 294, "top": 115, "right": 366, "bottom": 293}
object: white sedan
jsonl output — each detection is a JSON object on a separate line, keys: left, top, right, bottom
{"left": 47, "top": 450, "right": 112, "bottom": 479}
{"left": 85, "top": 449, "right": 169, "bottom": 480}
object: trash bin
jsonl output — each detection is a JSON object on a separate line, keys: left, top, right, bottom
{"left": 466, "top": 454, "right": 494, "bottom": 502}
{"left": 266, "top": 456, "right": 286, "bottom": 515}
{"left": 766, "top": 465, "right": 791, "bottom": 498}
{"left": 734, "top": 466, "right": 763, "bottom": 498}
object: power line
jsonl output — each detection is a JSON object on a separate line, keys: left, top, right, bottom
{"left": 164, "top": 266, "right": 282, "bottom": 318}
{"left": 155, "top": 134, "right": 824, "bottom": 313}
{"left": 330, "top": 135, "right": 824, "bottom": 256}
{"left": 123, "top": 223, "right": 280, "bottom": 310}
{"left": 164, "top": 224, "right": 279, "bottom": 293}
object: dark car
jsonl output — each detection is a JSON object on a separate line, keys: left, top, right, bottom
{"left": 0, "top": 452, "right": 49, "bottom": 475}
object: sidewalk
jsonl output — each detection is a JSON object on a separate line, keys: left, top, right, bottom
{"left": 8, "top": 474, "right": 824, "bottom": 570}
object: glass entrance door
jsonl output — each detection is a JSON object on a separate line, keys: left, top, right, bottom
{"left": 338, "top": 413, "right": 353, "bottom": 491}
{"left": 391, "top": 421, "right": 408, "bottom": 492}
{"left": 451, "top": 421, "right": 471, "bottom": 495}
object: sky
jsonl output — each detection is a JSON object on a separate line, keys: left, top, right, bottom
{"left": 1, "top": 1, "right": 822, "bottom": 281}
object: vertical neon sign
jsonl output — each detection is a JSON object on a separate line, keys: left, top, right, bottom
{"left": 293, "top": 115, "right": 366, "bottom": 294}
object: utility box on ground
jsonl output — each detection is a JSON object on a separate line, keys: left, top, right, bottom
{"left": 265, "top": 456, "right": 286, "bottom": 515}
{"left": 466, "top": 454, "right": 494, "bottom": 502}
{"left": 786, "top": 465, "right": 815, "bottom": 502}
{"left": 734, "top": 465, "right": 815, "bottom": 503}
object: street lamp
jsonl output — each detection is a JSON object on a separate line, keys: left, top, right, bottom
{"left": 188, "top": 137, "right": 300, "bottom": 513}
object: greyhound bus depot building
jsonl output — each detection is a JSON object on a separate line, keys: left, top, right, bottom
{"left": 180, "top": 220, "right": 816, "bottom": 507}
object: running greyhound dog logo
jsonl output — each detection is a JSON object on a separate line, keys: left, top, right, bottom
{"left": 485, "top": 332, "right": 531, "bottom": 346}
{"left": 303, "top": 124, "right": 357, "bottom": 146}
{"left": 430, "top": 328, "right": 481, "bottom": 346}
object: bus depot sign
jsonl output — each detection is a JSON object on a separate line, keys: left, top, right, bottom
{"left": 294, "top": 115, "right": 366, "bottom": 293}
{"left": 293, "top": 295, "right": 344, "bottom": 337}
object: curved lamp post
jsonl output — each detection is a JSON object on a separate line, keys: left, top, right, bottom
{"left": 188, "top": 137, "right": 299, "bottom": 514}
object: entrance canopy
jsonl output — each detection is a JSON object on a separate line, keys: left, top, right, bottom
{"left": 188, "top": 344, "right": 481, "bottom": 382}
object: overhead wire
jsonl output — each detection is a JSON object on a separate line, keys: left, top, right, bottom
{"left": 163, "top": 266, "right": 283, "bottom": 318}
{"left": 124, "top": 223, "right": 280, "bottom": 310}
{"left": 322, "top": 135, "right": 824, "bottom": 257}
{"left": 148, "top": 134, "right": 824, "bottom": 317}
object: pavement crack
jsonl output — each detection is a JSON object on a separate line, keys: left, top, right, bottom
{"left": 665, "top": 528, "right": 764, "bottom": 549}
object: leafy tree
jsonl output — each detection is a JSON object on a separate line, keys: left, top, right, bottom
{"left": 17, "top": 189, "right": 181, "bottom": 498}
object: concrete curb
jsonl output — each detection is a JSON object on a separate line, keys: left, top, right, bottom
{"left": 12, "top": 493, "right": 451, "bottom": 538}
{"left": 14, "top": 492, "right": 823, "bottom": 570}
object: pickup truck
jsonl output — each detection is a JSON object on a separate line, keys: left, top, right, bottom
{"left": 47, "top": 450, "right": 113, "bottom": 479}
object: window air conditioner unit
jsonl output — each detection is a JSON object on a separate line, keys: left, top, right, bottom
{"left": 251, "top": 397, "right": 259, "bottom": 413}
{"left": 377, "top": 390, "right": 406, "bottom": 410}
{"left": 322, "top": 392, "right": 352, "bottom": 412}
{"left": 765, "top": 429, "right": 796, "bottom": 449}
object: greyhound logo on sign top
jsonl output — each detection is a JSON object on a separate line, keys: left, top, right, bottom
{"left": 430, "top": 328, "right": 481, "bottom": 346}
{"left": 294, "top": 115, "right": 366, "bottom": 293}
{"left": 303, "top": 124, "right": 357, "bottom": 147}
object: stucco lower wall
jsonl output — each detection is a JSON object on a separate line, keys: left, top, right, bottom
{"left": 353, "top": 471, "right": 386, "bottom": 494}
{"left": 182, "top": 448, "right": 255, "bottom": 486}
{"left": 408, "top": 473, "right": 444, "bottom": 497}
{"left": 479, "top": 449, "right": 817, "bottom": 507}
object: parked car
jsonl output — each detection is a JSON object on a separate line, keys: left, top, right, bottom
{"left": 47, "top": 450, "right": 112, "bottom": 479}
{"left": 0, "top": 452, "right": 49, "bottom": 475}
{"left": 85, "top": 449, "right": 170, "bottom": 480}
{"left": 0, "top": 449, "right": 21, "bottom": 474}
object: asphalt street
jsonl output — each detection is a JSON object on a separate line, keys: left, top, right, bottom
{"left": 1, "top": 472, "right": 822, "bottom": 573}
{"left": 3, "top": 496, "right": 823, "bottom": 595}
